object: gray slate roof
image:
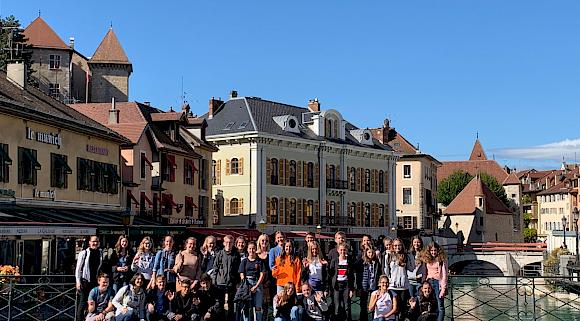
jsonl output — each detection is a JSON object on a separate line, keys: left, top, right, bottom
{"left": 202, "top": 97, "right": 393, "bottom": 151}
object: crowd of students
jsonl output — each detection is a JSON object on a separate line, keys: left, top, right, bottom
{"left": 75, "top": 231, "right": 448, "bottom": 321}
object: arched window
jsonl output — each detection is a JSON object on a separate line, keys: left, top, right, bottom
{"left": 379, "top": 170, "right": 385, "bottom": 193}
{"left": 270, "top": 198, "right": 278, "bottom": 224}
{"left": 307, "top": 162, "right": 314, "bottom": 187}
{"left": 325, "top": 119, "right": 332, "bottom": 138}
{"left": 365, "top": 169, "right": 371, "bottom": 192}
{"left": 289, "top": 198, "right": 297, "bottom": 225}
{"left": 364, "top": 203, "right": 371, "bottom": 227}
{"left": 289, "top": 160, "right": 297, "bottom": 186}
{"left": 306, "top": 200, "right": 314, "bottom": 225}
{"left": 349, "top": 202, "right": 356, "bottom": 225}
{"left": 332, "top": 119, "right": 338, "bottom": 139}
{"left": 230, "top": 198, "right": 239, "bottom": 214}
{"left": 271, "top": 158, "right": 279, "bottom": 185}
{"left": 350, "top": 167, "right": 356, "bottom": 191}
{"left": 230, "top": 158, "right": 239, "bottom": 175}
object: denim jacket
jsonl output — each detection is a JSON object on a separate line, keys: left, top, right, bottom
{"left": 153, "top": 249, "right": 176, "bottom": 283}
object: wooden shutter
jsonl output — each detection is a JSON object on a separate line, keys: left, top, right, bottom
{"left": 297, "top": 199, "right": 303, "bottom": 225}
{"left": 326, "top": 201, "right": 330, "bottom": 217}
{"left": 384, "top": 170, "right": 388, "bottom": 194}
{"left": 225, "top": 198, "right": 230, "bottom": 215}
{"left": 336, "top": 201, "right": 341, "bottom": 218}
{"left": 239, "top": 198, "right": 244, "bottom": 214}
{"left": 285, "top": 160, "right": 290, "bottom": 186}
{"left": 326, "top": 164, "right": 330, "bottom": 181}
{"left": 279, "top": 197, "right": 285, "bottom": 224}
{"left": 336, "top": 166, "right": 341, "bottom": 181}
{"left": 413, "top": 217, "right": 418, "bottom": 229}
{"left": 357, "top": 168, "right": 362, "bottom": 192}
{"left": 314, "top": 163, "right": 319, "bottom": 187}
{"left": 372, "top": 204, "right": 378, "bottom": 227}
{"left": 266, "top": 197, "right": 271, "bottom": 223}
{"left": 347, "top": 166, "right": 351, "bottom": 189}
{"left": 285, "top": 198, "right": 290, "bottom": 225}
{"left": 375, "top": 170, "right": 379, "bottom": 192}
{"left": 266, "top": 158, "right": 271, "bottom": 185}
{"left": 314, "top": 200, "right": 319, "bottom": 225}
{"left": 356, "top": 202, "right": 362, "bottom": 226}
{"left": 239, "top": 158, "right": 244, "bottom": 175}
{"left": 297, "top": 161, "right": 303, "bottom": 187}
{"left": 226, "top": 159, "right": 231, "bottom": 176}
{"left": 279, "top": 159, "right": 285, "bottom": 185}
{"left": 303, "top": 162, "right": 307, "bottom": 187}
{"left": 216, "top": 160, "right": 221, "bottom": 185}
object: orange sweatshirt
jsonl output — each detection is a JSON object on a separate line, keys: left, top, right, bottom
{"left": 272, "top": 255, "right": 302, "bottom": 292}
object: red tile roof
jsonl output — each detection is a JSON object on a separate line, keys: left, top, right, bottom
{"left": 69, "top": 102, "right": 147, "bottom": 124}
{"left": 502, "top": 172, "right": 520, "bottom": 185}
{"left": 151, "top": 112, "right": 184, "bottom": 122}
{"left": 90, "top": 28, "right": 131, "bottom": 64}
{"left": 23, "top": 17, "right": 69, "bottom": 50}
{"left": 445, "top": 176, "right": 513, "bottom": 216}
{"left": 469, "top": 139, "right": 487, "bottom": 161}
{"left": 438, "top": 160, "right": 508, "bottom": 183}
{"left": 108, "top": 123, "right": 147, "bottom": 144}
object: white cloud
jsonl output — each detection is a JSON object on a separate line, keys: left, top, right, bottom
{"left": 492, "top": 138, "right": 580, "bottom": 162}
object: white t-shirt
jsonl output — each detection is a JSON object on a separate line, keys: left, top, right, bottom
{"left": 373, "top": 290, "right": 396, "bottom": 320}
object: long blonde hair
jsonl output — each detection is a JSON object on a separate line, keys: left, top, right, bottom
{"left": 137, "top": 236, "right": 154, "bottom": 255}
{"left": 257, "top": 234, "right": 270, "bottom": 255}
{"left": 200, "top": 236, "right": 216, "bottom": 254}
{"left": 307, "top": 241, "right": 323, "bottom": 262}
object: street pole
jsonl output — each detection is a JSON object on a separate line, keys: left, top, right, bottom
{"left": 574, "top": 207, "right": 579, "bottom": 264}
{"left": 562, "top": 216, "right": 568, "bottom": 250}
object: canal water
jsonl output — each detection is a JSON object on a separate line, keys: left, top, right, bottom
{"left": 449, "top": 261, "right": 580, "bottom": 320}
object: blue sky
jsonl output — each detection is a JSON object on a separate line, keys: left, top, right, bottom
{"left": 8, "top": 1, "right": 580, "bottom": 170}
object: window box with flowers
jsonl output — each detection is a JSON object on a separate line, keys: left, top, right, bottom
{"left": 0, "top": 265, "right": 20, "bottom": 294}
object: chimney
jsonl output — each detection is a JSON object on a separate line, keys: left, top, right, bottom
{"left": 108, "top": 97, "right": 120, "bottom": 124}
{"left": 382, "top": 118, "right": 390, "bottom": 144}
{"left": 182, "top": 102, "right": 191, "bottom": 115}
{"left": 6, "top": 63, "right": 25, "bottom": 88}
{"left": 69, "top": 37, "right": 75, "bottom": 49}
{"left": 230, "top": 90, "right": 238, "bottom": 99}
{"left": 208, "top": 97, "right": 223, "bottom": 119}
{"left": 143, "top": 101, "right": 150, "bottom": 106}
{"left": 308, "top": 98, "right": 320, "bottom": 112}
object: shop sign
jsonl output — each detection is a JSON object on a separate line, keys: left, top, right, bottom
{"left": 26, "top": 127, "right": 62, "bottom": 148}
{"left": 0, "top": 226, "right": 96, "bottom": 236}
{"left": 169, "top": 217, "right": 204, "bottom": 226}
{"left": 0, "top": 189, "right": 15, "bottom": 197}
{"left": 33, "top": 189, "right": 56, "bottom": 199}
{"left": 86, "top": 144, "right": 109, "bottom": 156}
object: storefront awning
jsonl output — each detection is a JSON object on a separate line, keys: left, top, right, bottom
{"left": 186, "top": 159, "right": 198, "bottom": 172}
{"left": 185, "top": 196, "right": 198, "bottom": 208}
{"left": 24, "top": 149, "right": 41, "bottom": 170}
{"left": 55, "top": 155, "right": 73, "bottom": 174}
{"left": 127, "top": 190, "right": 139, "bottom": 207}
{"left": 188, "top": 228, "right": 262, "bottom": 241}
{"left": 0, "top": 147, "right": 12, "bottom": 165}
{"left": 141, "top": 154, "right": 153, "bottom": 168}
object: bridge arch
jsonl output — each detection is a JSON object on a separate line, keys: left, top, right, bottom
{"left": 449, "top": 258, "right": 504, "bottom": 276}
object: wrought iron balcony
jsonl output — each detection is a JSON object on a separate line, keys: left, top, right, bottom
{"left": 320, "top": 216, "right": 355, "bottom": 227}
{"left": 326, "top": 179, "right": 348, "bottom": 190}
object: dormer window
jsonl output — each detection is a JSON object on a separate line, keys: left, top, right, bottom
{"left": 273, "top": 115, "right": 300, "bottom": 133}
{"left": 349, "top": 129, "right": 374, "bottom": 146}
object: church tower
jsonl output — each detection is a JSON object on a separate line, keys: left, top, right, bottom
{"left": 88, "top": 27, "right": 132, "bottom": 102}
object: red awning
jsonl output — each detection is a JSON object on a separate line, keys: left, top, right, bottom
{"left": 186, "top": 159, "right": 198, "bottom": 172}
{"left": 167, "top": 155, "right": 176, "bottom": 168}
{"left": 142, "top": 193, "right": 153, "bottom": 208}
{"left": 185, "top": 196, "right": 198, "bottom": 208}
{"left": 287, "top": 231, "right": 333, "bottom": 240}
{"left": 142, "top": 154, "right": 153, "bottom": 168}
{"left": 188, "top": 228, "right": 262, "bottom": 241}
{"left": 127, "top": 190, "right": 139, "bottom": 207}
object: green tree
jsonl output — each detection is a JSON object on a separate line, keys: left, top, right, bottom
{"left": 436, "top": 170, "right": 511, "bottom": 207}
{"left": 0, "top": 15, "right": 34, "bottom": 83}
{"left": 480, "top": 172, "right": 509, "bottom": 206}
{"left": 436, "top": 170, "right": 473, "bottom": 206}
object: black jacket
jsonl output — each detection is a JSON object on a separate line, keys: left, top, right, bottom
{"left": 211, "top": 249, "right": 241, "bottom": 287}
{"left": 199, "top": 286, "right": 222, "bottom": 317}
{"left": 328, "top": 257, "right": 355, "bottom": 290}
{"left": 300, "top": 260, "right": 328, "bottom": 289}
{"left": 109, "top": 249, "right": 134, "bottom": 283}
{"left": 355, "top": 259, "right": 382, "bottom": 291}
{"left": 170, "top": 291, "right": 194, "bottom": 317}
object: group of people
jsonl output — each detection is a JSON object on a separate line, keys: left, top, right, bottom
{"left": 75, "top": 231, "right": 448, "bottom": 321}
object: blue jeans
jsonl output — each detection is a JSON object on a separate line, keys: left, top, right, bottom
{"left": 274, "top": 306, "right": 301, "bottom": 321}
{"left": 428, "top": 279, "right": 445, "bottom": 321}
{"left": 115, "top": 310, "right": 136, "bottom": 321}
{"left": 242, "top": 278, "right": 263, "bottom": 321}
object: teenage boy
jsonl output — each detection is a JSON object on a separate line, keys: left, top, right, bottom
{"left": 76, "top": 235, "right": 109, "bottom": 321}
{"left": 211, "top": 234, "right": 241, "bottom": 321}
{"left": 85, "top": 273, "right": 115, "bottom": 321}
{"left": 146, "top": 275, "right": 172, "bottom": 321}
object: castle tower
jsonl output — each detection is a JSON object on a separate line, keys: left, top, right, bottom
{"left": 88, "top": 27, "right": 132, "bottom": 102}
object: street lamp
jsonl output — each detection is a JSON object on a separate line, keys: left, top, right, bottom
{"left": 259, "top": 219, "right": 266, "bottom": 232}
{"left": 121, "top": 211, "right": 135, "bottom": 237}
{"left": 562, "top": 216, "right": 568, "bottom": 250}
{"left": 573, "top": 207, "right": 579, "bottom": 261}
{"left": 316, "top": 225, "right": 322, "bottom": 238}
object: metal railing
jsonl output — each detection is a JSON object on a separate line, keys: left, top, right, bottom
{"left": 447, "top": 275, "right": 580, "bottom": 320}
{"left": 0, "top": 275, "right": 77, "bottom": 321}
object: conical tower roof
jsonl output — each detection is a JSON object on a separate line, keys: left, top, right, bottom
{"left": 90, "top": 28, "right": 131, "bottom": 64}
{"left": 469, "top": 139, "right": 488, "bottom": 161}
{"left": 23, "top": 17, "right": 69, "bottom": 50}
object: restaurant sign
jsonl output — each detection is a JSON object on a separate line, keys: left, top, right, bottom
{"left": 86, "top": 144, "right": 109, "bottom": 156}
{"left": 26, "top": 127, "right": 62, "bottom": 148}
{"left": 169, "top": 217, "right": 205, "bottom": 226}
{"left": 0, "top": 226, "right": 96, "bottom": 236}
{"left": 33, "top": 189, "right": 56, "bottom": 199}
{"left": 0, "top": 189, "right": 15, "bottom": 197}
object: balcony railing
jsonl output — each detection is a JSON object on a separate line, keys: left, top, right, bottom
{"left": 320, "top": 216, "right": 355, "bottom": 226}
{"left": 326, "top": 179, "right": 348, "bottom": 189}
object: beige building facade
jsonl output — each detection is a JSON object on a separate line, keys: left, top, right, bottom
{"left": 205, "top": 95, "right": 397, "bottom": 237}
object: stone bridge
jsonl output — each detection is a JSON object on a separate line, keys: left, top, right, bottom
{"left": 448, "top": 251, "right": 544, "bottom": 276}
